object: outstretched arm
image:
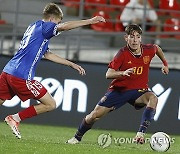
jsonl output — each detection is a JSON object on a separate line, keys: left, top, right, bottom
{"left": 155, "top": 45, "right": 169, "bottom": 75}
{"left": 44, "top": 51, "right": 86, "bottom": 75}
{"left": 57, "top": 16, "right": 105, "bottom": 31}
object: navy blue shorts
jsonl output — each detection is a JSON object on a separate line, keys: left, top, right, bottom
{"left": 98, "top": 89, "right": 149, "bottom": 110}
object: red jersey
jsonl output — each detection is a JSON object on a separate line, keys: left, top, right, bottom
{"left": 108, "top": 44, "right": 157, "bottom": 91}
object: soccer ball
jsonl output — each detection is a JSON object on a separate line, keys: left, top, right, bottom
{"left": 150, "top": 132, "right": 171, "bottom": 152}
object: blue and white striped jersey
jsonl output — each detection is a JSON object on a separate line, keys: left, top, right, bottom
{"left": 3, "top": 20, "right": 60, "bottom": 80}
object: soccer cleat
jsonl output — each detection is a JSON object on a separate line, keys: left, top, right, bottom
{"left": 133, "top": 132, "right": 145, "bottom": 144}
{"left": 4, "top": 115, "right": 21, "bottom": 139}
{"left": 66, "top": 137, "right": 80, "bottom": 144}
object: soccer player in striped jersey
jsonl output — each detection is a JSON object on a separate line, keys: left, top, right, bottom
{"left": 0, "top": 3, "right": 105, "bottom": 139}
{"left": 67, "top": 24, "right": 169, "bottom": 144}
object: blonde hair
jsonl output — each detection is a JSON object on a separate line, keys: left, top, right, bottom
{"left": 43, "top": 3, "right": 63, "bottom": 20}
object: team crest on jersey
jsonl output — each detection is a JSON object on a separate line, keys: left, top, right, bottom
{"left": 143, "top": 56, "right": 150, "bottom": 64}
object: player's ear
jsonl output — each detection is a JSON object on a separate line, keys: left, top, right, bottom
{"left": 49, "top": 15, "right": 54, "bottom": 22}
{"left": 139, "top": 35, "right": 142, "bottom": 43}
{"left": 48, "top": 17, "right": 52, "bottom": 22}
{"left": 124, "top": 34, "right": 128, "bottom": 42}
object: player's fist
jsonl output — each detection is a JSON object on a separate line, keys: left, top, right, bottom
{"left": 161, "top": 66, "right": 169, "bottom": 75}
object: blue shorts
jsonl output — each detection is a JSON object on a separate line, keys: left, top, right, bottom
{"left": 98, "top": 89, "right": 149, "bottom": 110}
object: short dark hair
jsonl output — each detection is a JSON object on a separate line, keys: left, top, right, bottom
{"left": 125, "top": 24, "right": 142, "bottom": 35}
{"left": 43, "top": 3, "right": 63, "bottom": 20}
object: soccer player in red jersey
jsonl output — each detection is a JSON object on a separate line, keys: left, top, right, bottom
{"left": 67, "top": 24, "right": 169, "bottom": 144}
{"left": 0, "top": 3, "right": 105, "bottom": 139}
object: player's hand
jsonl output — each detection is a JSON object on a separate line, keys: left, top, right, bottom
{"left": 90, "top": 16, "right": 106, "bottom": 24}
{"left": 71, "top": 63, "right": 86, "bottom": 76}
{"left": 122, "top": 68, "right": 134, "bottom": 77}
{"left": 161, "top": 66, "right": 169, "bottom": 75}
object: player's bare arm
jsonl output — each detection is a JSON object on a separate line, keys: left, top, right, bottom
{"left": 106, "top": 67, "right": 134, "bottom": 79}
{"left": 44, "top": 51, "right": 86, "bottom": 75}
{"left": 57, "top": 16, "right": 106, "bottom": 31}
{"left": 155, "top": 45, "right": 169, "bottom": 75}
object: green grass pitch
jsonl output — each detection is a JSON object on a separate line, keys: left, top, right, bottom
{"left": 0, "top": 122, "right": 179, "bottom": 154}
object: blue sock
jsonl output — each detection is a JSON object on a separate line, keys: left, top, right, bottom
{"left": 75, "top": 118, "right": 94, "bottom": 141}
{"left": 138, "top": 107, "right": 156, "bottom": 133}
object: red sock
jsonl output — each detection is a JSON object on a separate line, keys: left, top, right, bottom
{"left": 18, "top": 105, "right": 37, "bottom": 121}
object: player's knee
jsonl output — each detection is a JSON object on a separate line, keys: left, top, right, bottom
{"left": 148, "top": 95, "right": 158, "bottom": 107}
{"left": 150, "top": 95, "right": 158, "bottom": 103}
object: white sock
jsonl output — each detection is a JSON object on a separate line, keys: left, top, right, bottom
{"left": 12, "top": 113, "right": 21, "bottom": 122}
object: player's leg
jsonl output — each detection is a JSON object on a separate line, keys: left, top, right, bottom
{"left": 5, "top": 92, "right": 56, "bottom": 139}
{"left": 4, "top": 77, "right": 56, "bottom": 138}
{"left": 6, "top": 77, "right": 55, "bottom": 121}
{"left": 76, "top": 105, "right": 112, "bottom": 139}
{"left": 34, "top": 92, "right": 56, "bottom": 114}
{"left": 134, "top": 91, "right": 158, "bottom": 143}
{"left": 11, "top": 91, "right": 56, "bottom": 122}
{"left": 135, "top": 91, "right": 157, "bottom": 133}
{"left": 67, "top": 90, "right": 129, "bottom": 144}
{"left": 67, "top": 89, "right": 123, "bottom": 144}
{"left": 67, "top": 105, "right": 112, "bottom": 144}
{"left": 19, "top": 92, "right": 56, "bottom": 120}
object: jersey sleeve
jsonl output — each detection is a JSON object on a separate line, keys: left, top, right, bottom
{"left": 42, "top": 22, "right": 61, "bottom": 39}
{"left": 153, "top": 44, "right": 158, "bottom": 52}
{"left": 108, "top": 50, "right": 124, "bottom": 70}
{"left": 151, "top": 44, "right": 158, "bottom": 57}
{"left": 145, "top": 44, "right": 157, "bottom": 58}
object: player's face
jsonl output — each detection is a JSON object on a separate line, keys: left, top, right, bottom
{"left": 125, "top": 31, "right": 142, "bottom": 50}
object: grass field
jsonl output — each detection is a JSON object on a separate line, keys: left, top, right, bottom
{"left": 0, "top": 122, "right": 179, "bottom": 154}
